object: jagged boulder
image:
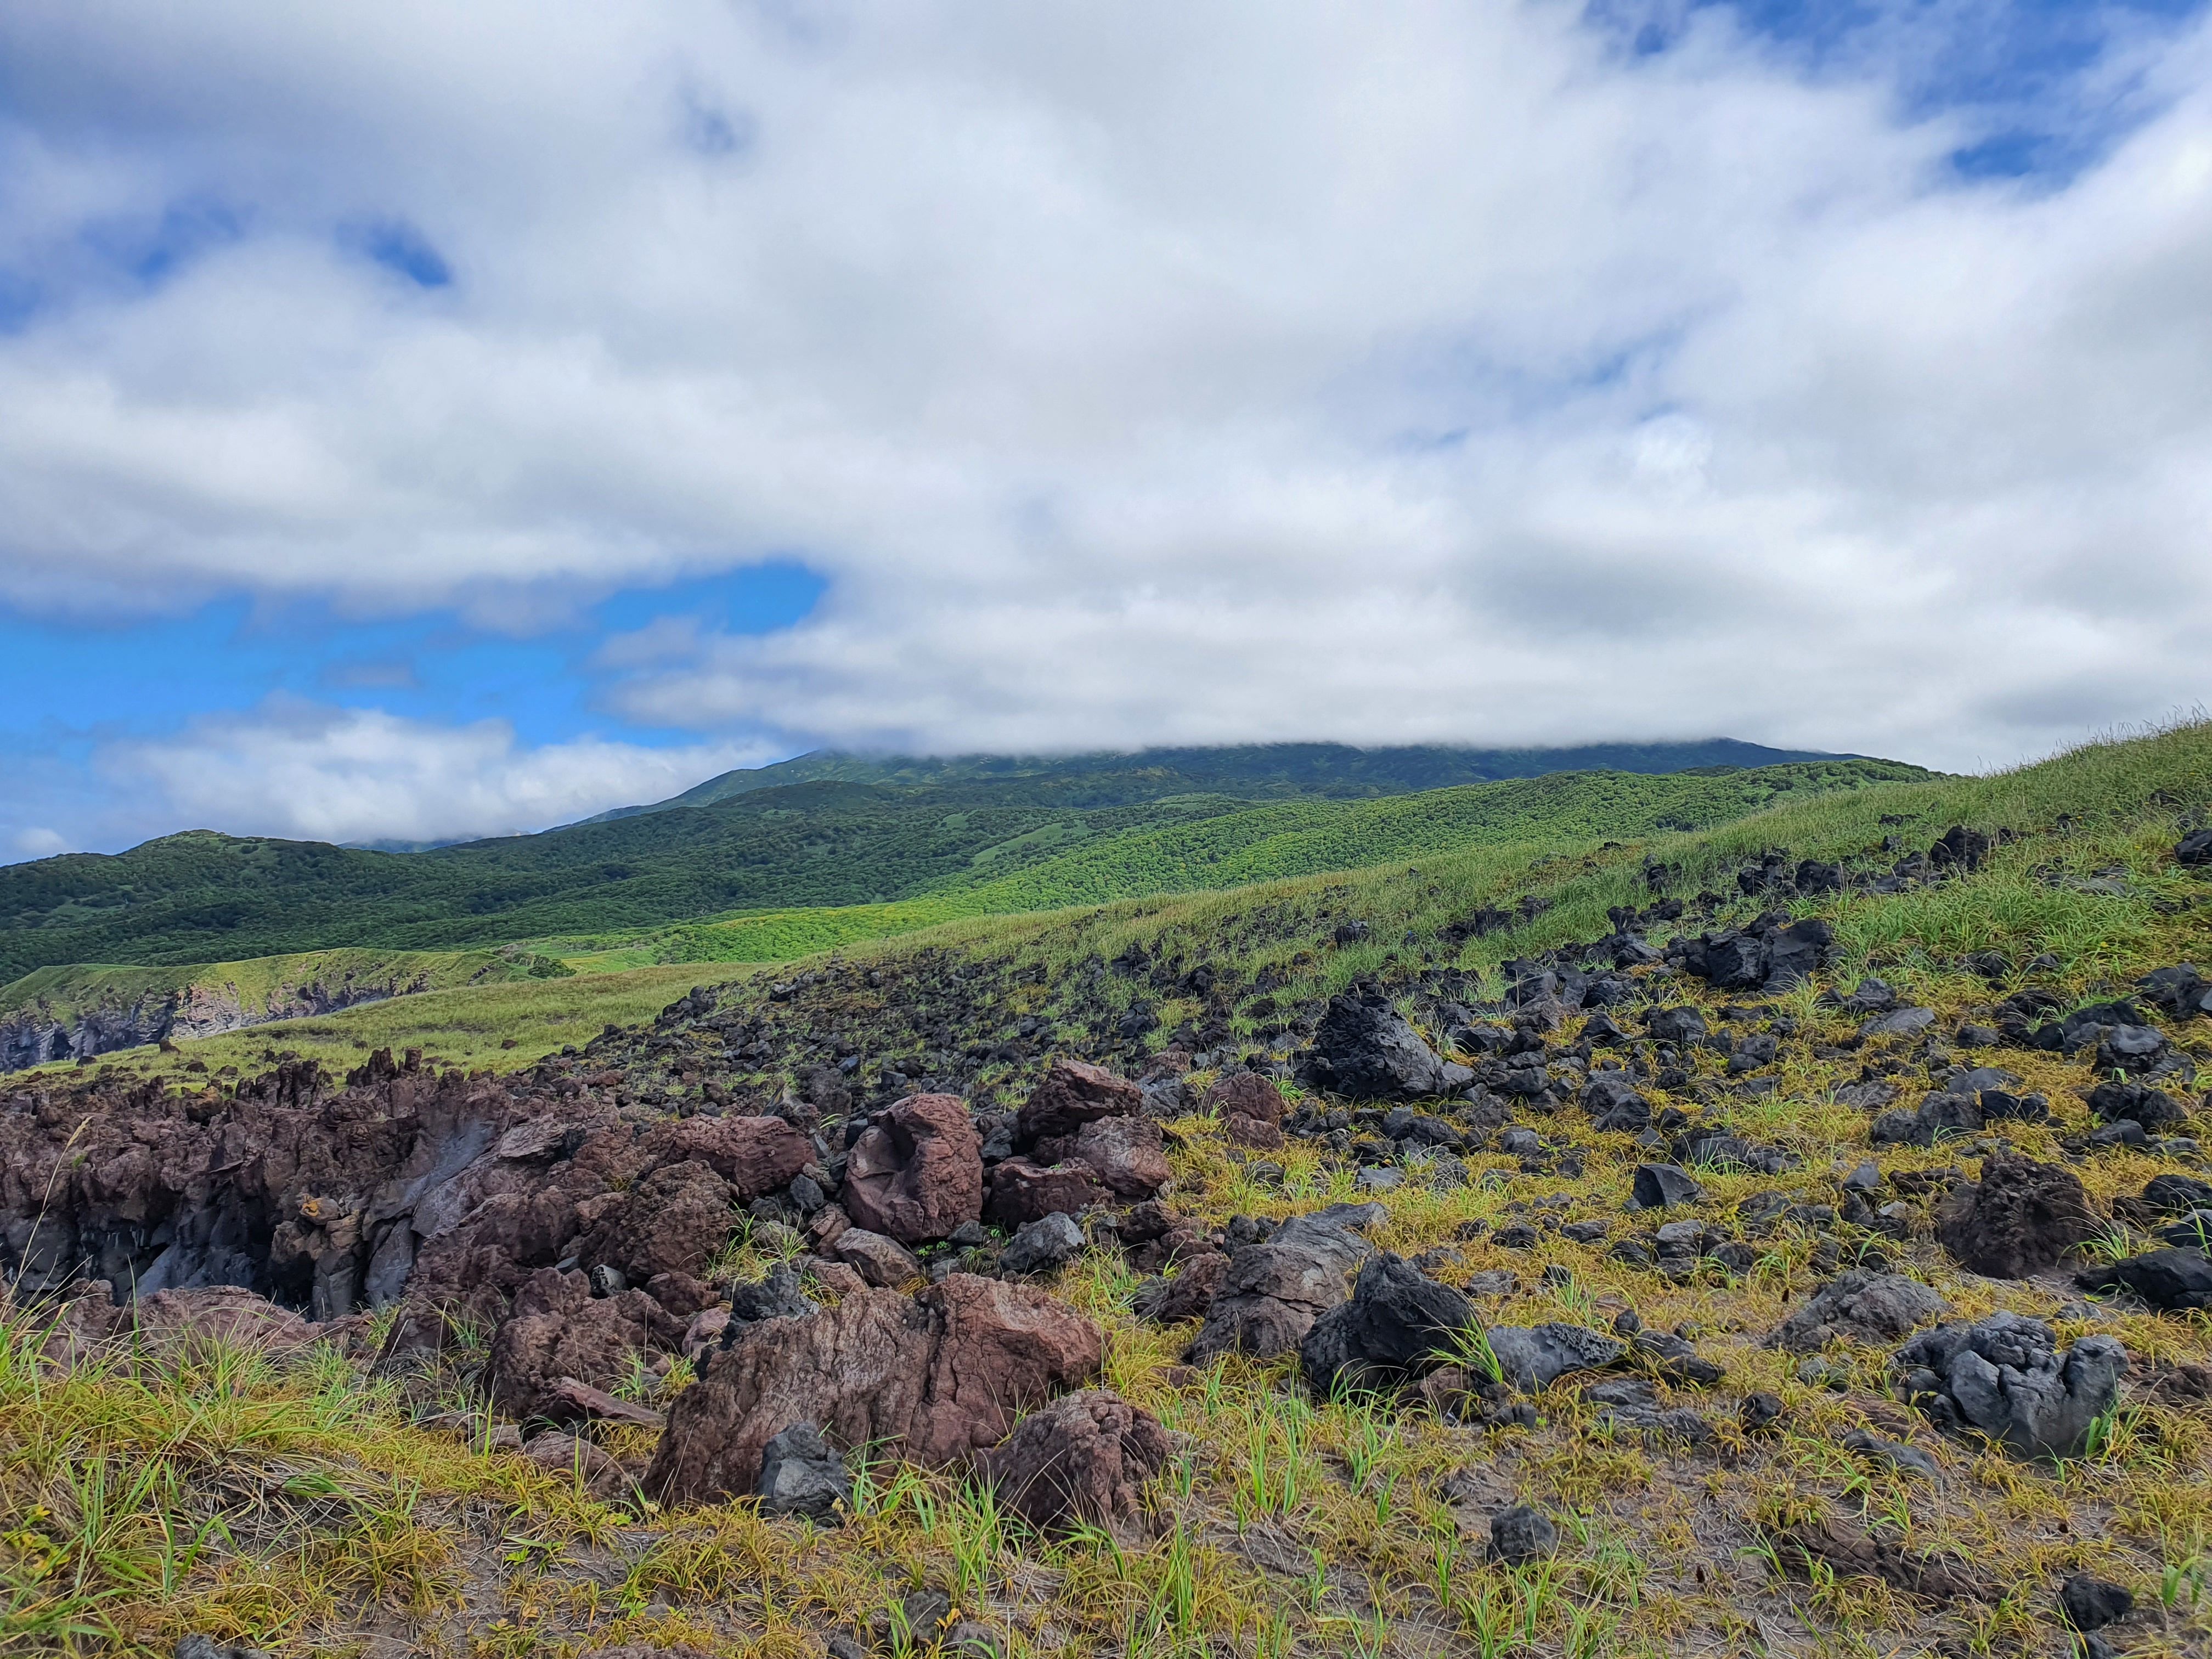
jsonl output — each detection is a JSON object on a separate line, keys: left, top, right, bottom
{"left": 1201, "top": 1071, "right": 1289, "bottom": 1148}
{"left": 1934, "top": 1155, "right": 2095, "bottom": 1278}
{"left": 1185, "top": 1204, "right": 1382, "bottom": 1364}
{"left": 1770, "top": 1271, "right": 1950, "bottom": 1353}
{"left": 1296, "top": 991, "right": 1474, "bottom": 1102}
{"left": 1484, "top": 1323, "right": 1626, "bottom": 1391}
{"left": 841, "top": 1093, "right": 984, "bottom": 1246}
{"left": 1579, "top": 1073, "right": 1652, "bottom": 1133}
{"left": 1673, "top": 917, "right": 1834, "bottom": 993}
{"left": 1133, "top": 1252, "right": 1229, "bottom": 1324}
{"left": 1017, "top": 1059, "right": 1144, "bottom": 1147}
{"left": 647, "top": 1273, "right": 1102, "bottom": 1504}
{"left": 984, "top": 1158, "right": 1106, "bottom": 1227}
{"left": 488, "top": 1267, "right": 681, "bottom": 1420}
{"left": 975, "top": 1389, "right": 1169, "bottom": 1532}
{"left": 1299, "top": 1254, "right": 1476, "bottom": 1394}
{"left": 2078, "top": 1248, "right": 2212, "bottom": 1311}
{"left": 1893, "top": 1312, "right": 2126, "bottom": 1458}
{"left": 1035, "top": 1114, "right": 1172, "bottom": 1201}
{"left": 755, "top": 1423, "right": 853, "bottom": 1523}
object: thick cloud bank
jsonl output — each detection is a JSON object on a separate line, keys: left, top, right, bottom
{"left": 2, "top": 0, "right": 2210, "bottom": 852}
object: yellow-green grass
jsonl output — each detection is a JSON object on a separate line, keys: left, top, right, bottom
{"left": 548, "top": 760, "right": 1924, "bottom": 970}
{"left": 18, "top": 962, "right": 740, "bottom": 1086}
{"left": 9, "top": 723, "right": 2212, "bottom": 1655}
{"left": 46, "top": 719, "right": 2212, "bottom": 1096}
{"left": 0, "top": 946, "right": 570, "bottom": 1030}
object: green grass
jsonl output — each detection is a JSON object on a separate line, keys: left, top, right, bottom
{"left": 20, "top": 962, "right": 738, "bottom": 1082}
{"left": 10, "top": 720, "right": 2212, "bottom": 1658}
{"left": 553, "top": 759, "right": 1925, "bottom": 969}
{"left": 0, "top": 750, "right": 1925, "bottom": 983}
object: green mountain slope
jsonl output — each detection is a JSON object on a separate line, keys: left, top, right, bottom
{"left": 556, "top": 758, "right": 1928, "bottom": 967}
{"left": 0, "top": 741, "right": 1926, "bottom": 982}
{"left": 579, "top": 737, "right": 1868, "bottom": 821}
{"left": 0, "top": 946, "right": 569, "bottom": 1070}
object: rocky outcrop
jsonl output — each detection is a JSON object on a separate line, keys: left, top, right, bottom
{"left": 487, "top": 1267, "right": 682, "bottom": 1419}
{"left": 840, "top": 1093, "right": 984, "bottom": 1245}
{"left": 0, "top": 1053, "right": 808, "bottom": 1339}
{"left": 976, "top": 1389, "right": 1169, "bottom": 1532}
{"left": 1894, "top": 1312, "right": 2126, "bottom": 1458}
{"left": 1934, "top": 1155, "right": 2094, "bottom": 1278}
{"left": 1297, "top": 990, "right": 1474, "bottom": 1101}
{"left": 647, "top": 1273, "right": 1104, "bottom": 1505}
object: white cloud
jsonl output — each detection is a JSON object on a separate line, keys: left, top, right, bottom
{"left": 99, "top": 699, "right": 771, "bottom": 846}
{"left": 0, "top": 0, "right": 2208, "bottom": 781}
{"left": 10, "top": 827, "right": 69, "bottom": 859}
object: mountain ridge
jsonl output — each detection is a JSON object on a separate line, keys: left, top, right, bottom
{"left": 569, "top": 736, "right": 1876, "bottom": 825}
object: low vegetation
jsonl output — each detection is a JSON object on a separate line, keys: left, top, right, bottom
{"left": 5, "top": 722, "right": 2211, "bottom": 1657}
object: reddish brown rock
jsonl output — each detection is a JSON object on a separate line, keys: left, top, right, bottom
{"left": 842, "top": 1093, "right": 984, "bottom": 1245}
{"left": 985, "top": 1158, "right": 1106, "bottom": 1227}
{"left": 1134, "top": 1252, "right": 1229, "bottom": 1323}
{"left": 1017, "top": 1059, "right": 1143, "bottom": 1148}
{"left": 1128, "top": 1226, "right": 1215, "bottom": 1273}
{"left": 546, "top": 1376, "right": 666, "bottom": 1429}
{"left": 648, "top": 1288, "right": 934, "bottom": 1505}
{"left": 523, "top": 1430, "right": 630, "bottom": 1499}
{"left": 648, "top": 1115, "right": 812, "bottom": 1197}
{"left": 488, "top": 1268, "right": 680, "bottom": 1419}
{"left": 1224, "top": 1114, "right": 1285, "bottom": 1150}
{"left": 129, "top": 1285, "right": 325, "bottom": 1355}
{"left": 1935, "top": 1154, "right": 2096, "bottom": 1279}
{"left": 907, "top": 1274, "right": 1108, "bottom": 1466}
{"left": 1036, "top": 1115, "right": 1172, "bottom": 1201}
{"left": 645, "top": 1270, "right": 717, "bottom": 1318}
{"left": 829, "top": 1227, "right": 924, "bottom": 1288}
{"left": 647, "top": 1273, "right": 1102, "bottom": 1505}
{"left": 577, "top": 1160, "right": 739, "bottom": 1285}
{"left": 976, "top": 1389, "right": 1170, "bottom": 1532}
{"left": 1201, "top": 1071, "right": 1288, "bottom": 1126}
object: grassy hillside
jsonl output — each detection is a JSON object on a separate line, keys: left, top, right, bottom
{"left": 588, "top": 736, "right": 1872, "bottom": 819}
{"left": 1, "top": 743, "right": 1918, "bottom": 983}
{"left": 0, "top": 760, "right": 1919, "bottom": 1063}
{"left": 557, "top": 759, "right": 1927, "bottom": 969}
{"left": 0, "top": 786, "right": 1242, "bottom": 980}
{"left": 12, "top": 723, "right": 2212, "bottom": 1659}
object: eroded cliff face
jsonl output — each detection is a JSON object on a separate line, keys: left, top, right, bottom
{"left": 0, "top": 974, "right": 421, "bottom": 1072}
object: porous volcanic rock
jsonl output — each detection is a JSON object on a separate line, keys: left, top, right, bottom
{"left": 1770, "top": 1271, "right": 1950, "bottom": 1353}
{"left": 975, "top": 1389, "right": 1169, "bottom": 1532}
{"left": 1201, "top": 1071, "right": 1289, "bottom": 1147}
{"left": 1016, "top": 1059, "right": 1144, "bottom": 1148}
{"left": 648, "top": 1273, "right": 1103, "bottom": 1504}
{"left": 2078, "top": 1248, "right": 2212, "bottom": 1311}
{"left": 1298, "top": 1253, "right": 1476, "bottom": 1394}
{"left": 488, "top": 1267, "right": 681, "bottom": 1420}
{"left": 1894, "top": 1311, "right": 2127, "bottom": 1458}
{"left": 1184, "top": 1204, "right": 1382, "bottom": 1364}
{"left": 1296, "top": 990, "right": 1474, "bottom": 1102}
{"left": 1035, "top": 1114, "right": 1172, "bottom": 1201}
{"left": 840, "top": 1093, "right": 984, "bottom": 1246}
{"left": 1934, "top": 1155, "right": 2096, "bottom": 1279}
{"left": 984, "top": 1158, "right": 1107, "bottom": 1227}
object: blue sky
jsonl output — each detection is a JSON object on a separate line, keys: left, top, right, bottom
{"left": 2, "top": 0, "right": 2209, "bottom": 857}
